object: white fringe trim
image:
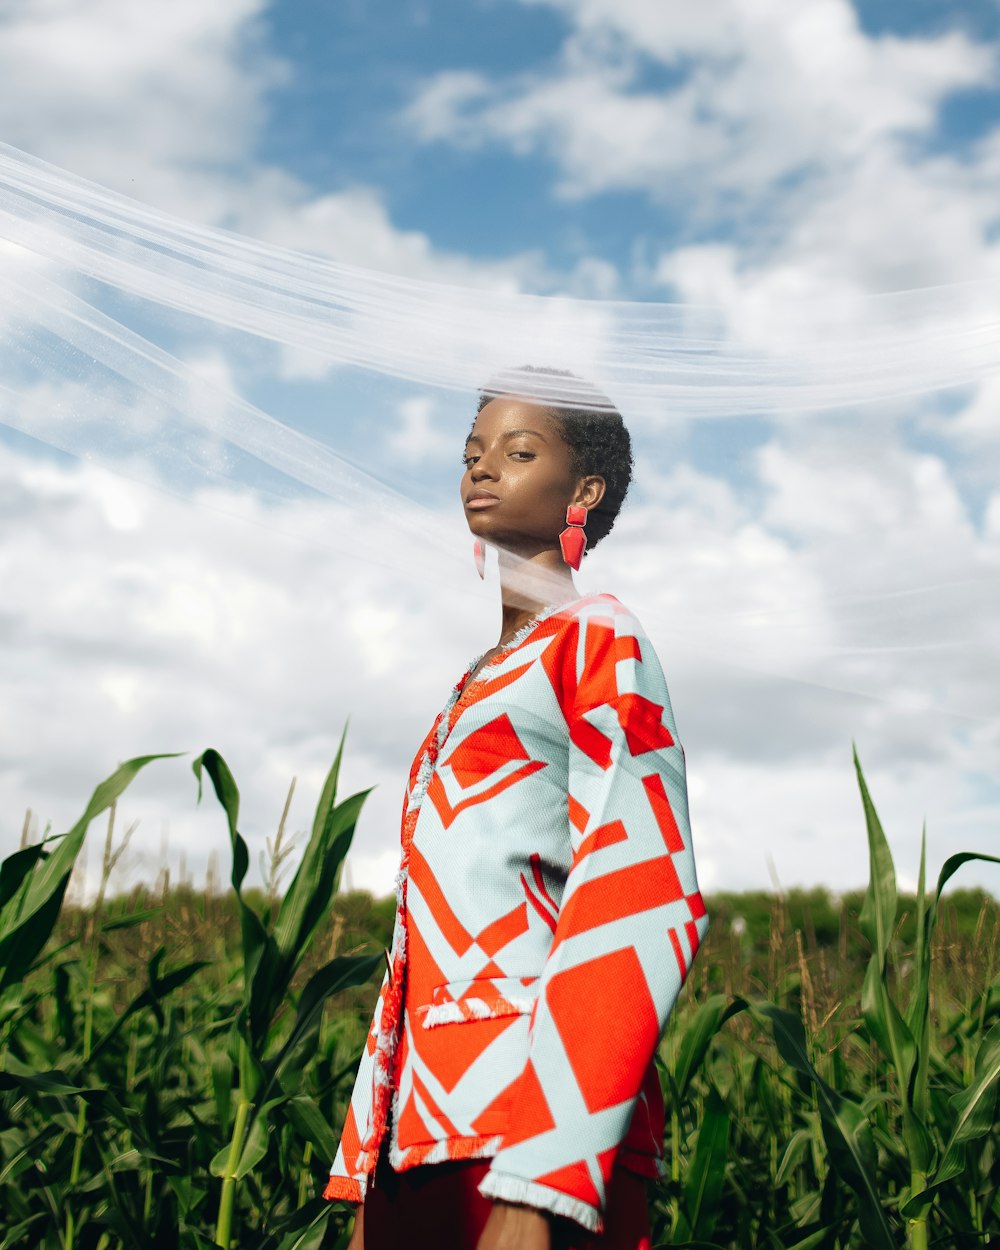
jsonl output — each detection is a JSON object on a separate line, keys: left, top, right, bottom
{"left": 477, "top": 1170, "right": 602, "bottom": 1233}
{"left": 388, "top": 1132, "right": 503, "bottom": 1170}
{"left": 465, "top": 599, "right": 577, "bottom": 687}
{"left": 420, "top": 996, "right": 536, "bottom": 1028}
{"left": 326, "top": 1168, "right": 369, "bottom": 1200}
{"left": 406, "top": 679, "right": 464, "bottom": 811}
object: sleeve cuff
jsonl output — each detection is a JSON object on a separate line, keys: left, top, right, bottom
{"left": 323, "top": 1174, "right": 366, "bottom": 1203}
{"left": 477, "top": 1169, "right": 602, "bottom": 1233}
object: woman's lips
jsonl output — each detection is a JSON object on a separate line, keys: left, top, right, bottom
{"left": 465, "top": 495, "right": 500, "bottom": 509}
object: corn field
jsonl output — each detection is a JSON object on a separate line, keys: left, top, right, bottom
{"left": 0, "top": 743, "right": 997, "bottom": 1249}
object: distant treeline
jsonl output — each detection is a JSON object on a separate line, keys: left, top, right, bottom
{"left": 53, "top": 882, "right": 999, "bottom": 1012}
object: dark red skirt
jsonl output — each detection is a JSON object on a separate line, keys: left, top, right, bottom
{"left": 363, "top": 1156, "right": 652, "bottom": 1250}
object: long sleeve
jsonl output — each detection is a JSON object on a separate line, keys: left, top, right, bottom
{"left": 478, "top": 604, "right": 708, "bottom": 1232}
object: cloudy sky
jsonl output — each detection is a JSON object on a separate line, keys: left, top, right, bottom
{"left": 0, "top": 0, "right": 998, "bottom": 899}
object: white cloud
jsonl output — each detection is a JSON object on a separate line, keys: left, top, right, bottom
{"left": 0, "top": 443, "right": 485, "bottom": 899}
{"left": 0, "top": 0, "right": 997, "bottom": 908}
{"left": 386, "top": 396, "right": 456, "bottom": 462}
{"left": 406, "top": 0, "right": 994, "bottom": 204}
{"left": 0, "top": 0, "right": 557, "bottom": 298}
{"left": 0, "top": 0, "right": 280, "bottom": 217}
{"left": 405, "top": 0, "right": 1000, "bottom": 347}
{"left": 1, "top": 422, "right": 995, "bottom": 901}
{"left": 232, "top": 168, "right": 548, "bottom": 290}
{"left": 944, "top": 373, "right": 1000, "bottom": 445}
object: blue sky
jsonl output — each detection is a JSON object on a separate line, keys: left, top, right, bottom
{"left": 258, "top": 1, "right": 656, "bottom": 266}
{"left": 254, "top": 0, "right": 1000, "bottom": 273}
{"left": 0, "top": 0, "right": 998, "bottom": 899}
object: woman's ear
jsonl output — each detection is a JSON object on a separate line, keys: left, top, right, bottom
{"left": 574, "top": 474, "right": 606, "bottom": 512}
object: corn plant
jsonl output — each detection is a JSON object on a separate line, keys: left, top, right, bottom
{"left": 0, "top": 741, "right": 379, "bottom": 1250}
{"left": 651, "top": 751, "right": 999, "bottom": 1249}
{"left": 192, "top": 743, "right": 381, "bottom": 1248}
{"left": 1, "top": 747, "right": 996, "bottom": 1249}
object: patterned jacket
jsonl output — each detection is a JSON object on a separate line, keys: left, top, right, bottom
{"left": 324, "top": 593, "right": 708, "bottom": 1233}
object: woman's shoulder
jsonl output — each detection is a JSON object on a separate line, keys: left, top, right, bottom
{"left": 565, "top": 591, "right": 647, "bottom": 635}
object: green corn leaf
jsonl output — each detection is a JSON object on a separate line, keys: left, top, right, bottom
{"left": 5, "top": 753, "right": 179, "bottom": 933}
{"left": 907, "top": 826, "right": 928, "bottom": 1036}
{"left": 860, "top": 957, "right": 917, "bottom": 1093}
{"left": 250, "top": 766, "right": 370, "bottom": 1050}
{"left": 855, "top": 751, "right": 921, "bottom": 1160}
{"left": 0, "top": 753, "right": 177, "bottom": 990}
{"left": 311, "top": 724, "right": 347, "bottom": 844}
{"left": 775, "top": 1128, "right": 815, "bottom": 1188}
{"left": 902, "top": 1019, "right": 1000, "bottom": 1214}
{"left": 935, "top": 850, "right": 1000, "bottom": 898}
{"left": 235, "top": 1113, "right": 271, "bottom": 1179}
{"left": 748, "top": 1056, "right": 782, "bottom": 1138}
{"left": 267, "top": 1201, "right": 333, "bottom": 1250}
{"left": 187, "top": 1233, "right": 222, "bottom": 1250}
{"left": 677, "top": 1086, "right": 730, "bottom": 1241}
{"left": 192, "top": 748, "right": 269, "bottom": 1004}
{"left": 854, "top": 748, "right": 896, "bottom": 971}
{"left": 906, "top": 827, "right": 933, "bottom": 1158}
{"left": 785, "top": 1228, "right": 839, "bottom": 1250}
{"left": 904, "top": 843, "right": 1000, "bottom": 1191}
{"left": 212, "top": 1054, "right": 233, "bottom": 1135}
{"left": 0, "top": 843, "right": 46, "bottom": 910}
{"left": 655, "top": 1241, "right": 728, "bottom": 1249}
{"left": 209, "top": 1142, "right": 232, "bottom": 1178}
{"left": 273, "top": 1220, "right": 330, "bottom": 1250}
{"left": 53, "top": 961, "right": 75, "bottom": 1048}
{"left": 88, "top": 953, "right": 208, "bottom": 1060}
{"left": 208, "top": 1104, "right": 273, "bottom": 1181}
{"left": 672, "top": 993, "right": 744, "bottom": 1100}
{"left": 284, "top": 1094, "right": 339, "bottom": 1162}
{"left": 272, "top": 952, "right": 383, "bottom": 1087}
{"left": 0, "top": 1066, "right": 87, "bottom": 1097}
{"left": 272, "top": 781, "right": 370, "bottom": 967}
{"left": 746, "top": 998, "right": 897, "bottom": 1250}
{"left": 0, "top": 1213, "right": 46, "bottom": 1248}
{"left": 100, "top": 907, "right": 162, "bottom": 932}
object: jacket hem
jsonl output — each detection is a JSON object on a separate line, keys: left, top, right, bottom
{"left": 477, "top": 1170, "right": 602, "bottom": 1234}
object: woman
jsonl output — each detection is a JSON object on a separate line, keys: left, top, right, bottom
{"left": 325, "top": 367, "right": 709, "bottom": 1249}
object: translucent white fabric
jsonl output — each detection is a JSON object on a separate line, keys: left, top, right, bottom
{"left": 0, "top": 142, "right": 997, "bottom": 722}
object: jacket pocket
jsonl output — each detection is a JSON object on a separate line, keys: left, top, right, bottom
{"left": 419, "top": 975, "right": 539, "bottom": 1029}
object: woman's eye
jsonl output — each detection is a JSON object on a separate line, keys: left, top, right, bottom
{"left": 510, "top": 450, "right": 536, "bottom": 460}
{"left": 462, "top": 454, "right": 479, "bottom": 467}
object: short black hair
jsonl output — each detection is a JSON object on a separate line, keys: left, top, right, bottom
{"left": 475, "top": 365, "right": 633, "bottom": 550}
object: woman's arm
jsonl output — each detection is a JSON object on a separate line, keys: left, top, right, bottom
{"left": 478, "top": 604, "right": 709, "bottom": 1233}
{"left": 346, "top": 1203, "right": 364, "bottom": 1250}
{"left": 477, "top": 1201, "right": 551, "bottom": 1250}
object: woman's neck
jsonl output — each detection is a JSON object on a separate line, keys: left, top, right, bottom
{"left": 495, "top": 550, "right": 577, "bottom": 645}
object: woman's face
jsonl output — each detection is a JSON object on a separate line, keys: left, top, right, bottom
{"left": 461, "top": 396, "right": 599, "bottom": 558}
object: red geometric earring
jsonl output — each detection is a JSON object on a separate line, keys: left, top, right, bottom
{"left": 473, "top": 538, "right": 486, "bottom": 579}
{"left": 559, "top": 505, "right": 588, "bottom": 570}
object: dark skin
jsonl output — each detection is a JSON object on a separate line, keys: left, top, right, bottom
{"left": 346, "top": 396, "right": 605, "bottom": 1250}
{"left": 462, "top": 396, "right": 606, "bottom": 678}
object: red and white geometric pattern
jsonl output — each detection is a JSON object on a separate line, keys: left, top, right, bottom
{"left": 325, "top": 593, "right": 708, "bottom": 1233}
